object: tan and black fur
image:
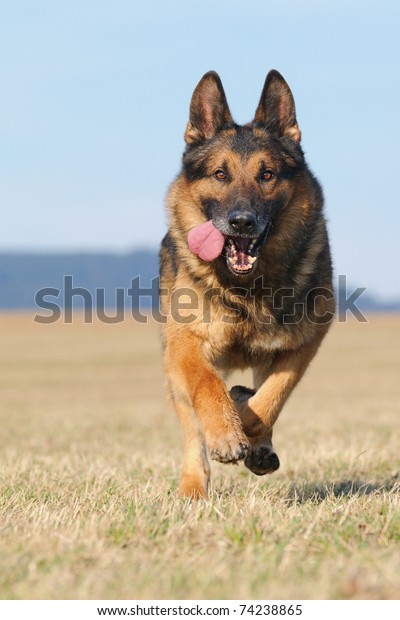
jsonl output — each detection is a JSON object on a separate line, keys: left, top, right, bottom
{"left": 160, "top": 70, "right": 335, "bottom": 499}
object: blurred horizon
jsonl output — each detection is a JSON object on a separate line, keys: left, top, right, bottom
{"left": 1, "top": 1, "right": 399, "bottom": 299}
{"left": 0, "top": 249, "right": 399, "bottom": 310}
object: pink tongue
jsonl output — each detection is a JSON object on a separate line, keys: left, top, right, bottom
{"left": 187, "top": 220, "right": 225, "bottom": 262}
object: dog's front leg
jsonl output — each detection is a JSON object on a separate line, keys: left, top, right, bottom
{"left": 164, "top": 328, "right": 249, "bottom": 498}
{"left": 233, "top": 331, "right": 327, "bottom": 475}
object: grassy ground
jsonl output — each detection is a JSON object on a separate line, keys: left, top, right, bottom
{"left": 0, "top": 312, "right": 399, "bottom": 600}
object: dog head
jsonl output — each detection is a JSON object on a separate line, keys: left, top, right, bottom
{"left": 181, "top": 70, "right": 306, "bottom": 278}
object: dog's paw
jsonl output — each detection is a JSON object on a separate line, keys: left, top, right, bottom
{"left": 207, "top": 429, "right": 250, "bottom": 464}
{"left": 244, "top": 445, "right": 280, "bottom": 476}
{"left": 179, "top": 473, "right": 209, "bottom": 500}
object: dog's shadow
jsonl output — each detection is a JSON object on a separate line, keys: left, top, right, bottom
{"left": 285, "top": 476, "right": 399, "bottom": 505}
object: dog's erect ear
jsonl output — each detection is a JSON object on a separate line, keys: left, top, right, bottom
{"left": 254, "top": 70, "right": 301, "bottom": 143}
{"left": 184, "top": 71, "right": 233, "bottom": 145}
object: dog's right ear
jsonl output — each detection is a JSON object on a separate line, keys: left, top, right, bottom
{"left": 184, "top": 71, "right": 233, "bottom": 145}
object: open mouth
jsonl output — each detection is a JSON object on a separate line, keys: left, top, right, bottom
{"left": 224, "top": 223, "right": 271, "bottom": 276}
{"left": 225, "top": 236, "right": 258, "bottom": 275}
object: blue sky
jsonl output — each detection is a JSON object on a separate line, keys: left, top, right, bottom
{"left": 1, "top": 0, "right": 399, "bottom": 299}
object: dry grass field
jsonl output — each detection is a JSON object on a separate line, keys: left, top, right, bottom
{"left": 0, "top": 312, "right": 399, "bottom": 600}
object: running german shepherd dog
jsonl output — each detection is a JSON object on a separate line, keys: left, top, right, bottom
{"left": 160, "top": 70, "right": 334, "bottom": 499}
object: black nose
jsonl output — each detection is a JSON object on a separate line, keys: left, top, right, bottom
{"left": 228, "top": 210, "right": 257, "bottom": 234}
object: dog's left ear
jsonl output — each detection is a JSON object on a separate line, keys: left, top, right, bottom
{"left": 254, "top": 70, "right": 301, "bottom": 143}
{"left": 185, "top": 71, "right": 233, "bottom": 145}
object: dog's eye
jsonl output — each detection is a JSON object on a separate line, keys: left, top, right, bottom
{"left": 214, "top": 170, "right": 227, "bottom": 181}
{"left": 260, "top": 170, "right": 275, "bottom": 182}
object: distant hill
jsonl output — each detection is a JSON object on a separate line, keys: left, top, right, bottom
{"left": 347, "top": 291, "right": 400, "bottom": 313}
{"left": 0, "top": 251, "right": 159, "bottom": 310}
{"left": 0, "top": 251, "right": 399, "bottom": 315}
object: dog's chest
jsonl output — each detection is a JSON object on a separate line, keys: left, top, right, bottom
{"left": 203, "top": 317, "right": 300, "bottom": 370}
